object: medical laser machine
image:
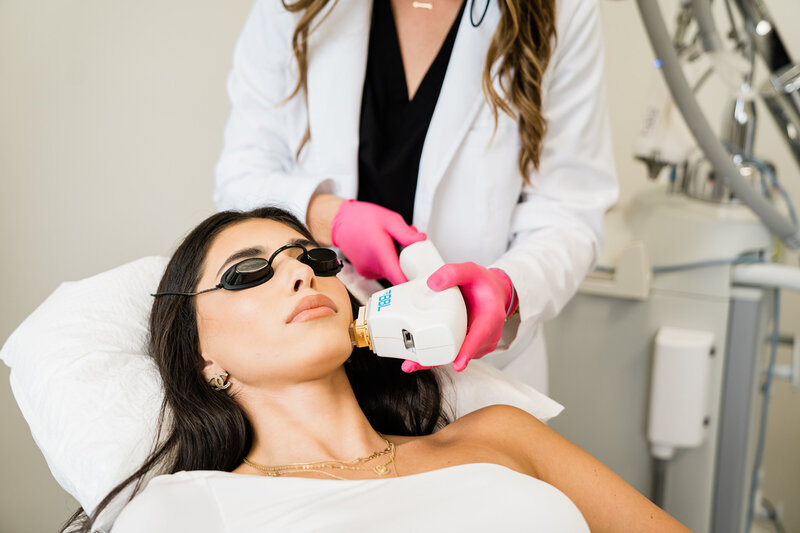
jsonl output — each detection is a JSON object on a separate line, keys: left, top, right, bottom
{"left": 545, "top": 1, "right": 800, "bottom": 532}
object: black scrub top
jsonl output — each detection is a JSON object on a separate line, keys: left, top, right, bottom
{"left": 358, "top": 0, "right": 466, "bottom": 226}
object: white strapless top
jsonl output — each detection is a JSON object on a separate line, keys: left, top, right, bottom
{"left": 111, "top": 463, "right": 589, "bottom": 532}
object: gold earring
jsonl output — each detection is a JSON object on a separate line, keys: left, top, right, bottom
{"left": 208, "top": 372, "right": 231, "bottom": 391}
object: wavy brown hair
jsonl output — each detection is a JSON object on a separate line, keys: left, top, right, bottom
{"left": 281, "top": 0, "right": 557, "bottom": 185}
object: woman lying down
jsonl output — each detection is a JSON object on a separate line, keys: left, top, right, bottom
{"left": 63, "top": 207, "right": 689, "bottom": 533}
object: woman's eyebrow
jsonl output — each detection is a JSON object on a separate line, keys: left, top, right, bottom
{"left": 292, "top": 238, "right": 316, "bottom": 249}
{"left": 214, "top": 238, "right": 317, "bottom": 278}
{"left": 215, "top": 247, "right": 264, "bottom": 278}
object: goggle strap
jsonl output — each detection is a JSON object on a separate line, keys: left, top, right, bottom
{"left": 151, "top": 285, "right": 223, "bottom": 297}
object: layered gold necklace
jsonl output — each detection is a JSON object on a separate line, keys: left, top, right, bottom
{"left": 243, "top": 435, "right": 398, "bottom": 481}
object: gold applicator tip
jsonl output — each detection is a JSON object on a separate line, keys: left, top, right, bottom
{"left": 350, "top": 306, "right": 372, "bottom": 350}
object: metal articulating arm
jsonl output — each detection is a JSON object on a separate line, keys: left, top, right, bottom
{"left": 636, "top": 0, "right": 800, "bottom": 248}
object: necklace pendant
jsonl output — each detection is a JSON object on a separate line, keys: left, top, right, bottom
{"left": 374, "top": 464, "right": 389, "bottom": 476}
{"left": 412, "top": 1, "right": 433, "bottom": 9}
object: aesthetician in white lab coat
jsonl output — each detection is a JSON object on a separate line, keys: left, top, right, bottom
{"left": 214, "top": 0, "right": 618, "bottom": 394}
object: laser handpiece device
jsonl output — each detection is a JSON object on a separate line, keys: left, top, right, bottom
{"left": 349, "top": 240, "right": 468, "bottom": 367}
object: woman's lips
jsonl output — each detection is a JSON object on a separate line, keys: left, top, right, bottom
{"left": 290, "top": 306, "right": 336, "bottom": 323}
{"left": 286, "top": 294, "right": 338, "bottom": 324}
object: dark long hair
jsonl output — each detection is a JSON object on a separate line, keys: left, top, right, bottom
{"left": 62, "top": 207, "right": 448, "bottom": 532}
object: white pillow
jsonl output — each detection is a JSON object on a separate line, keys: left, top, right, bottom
{"left": 1, "top": 257, "right": 562, "bottom": 521}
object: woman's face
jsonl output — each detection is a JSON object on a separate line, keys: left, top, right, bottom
{"left": 195, "top": 218, "right": 354, "bottom": 388}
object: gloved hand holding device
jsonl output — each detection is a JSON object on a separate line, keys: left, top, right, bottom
{"left": 327, "top": 198, "right": 516, "bottom": 373}
{"left": 331, "top": 199, "right": 426, "bottom": 285}
{"left": 401, "top": 263, "right": 517, "bottom": 373}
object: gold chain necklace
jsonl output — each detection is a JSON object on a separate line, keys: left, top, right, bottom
{"left": 243, "top": 435, "right": 398, "bottom": 481}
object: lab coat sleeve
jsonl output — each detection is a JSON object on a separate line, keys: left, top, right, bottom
{"left": 489, "top": 0, "right": 619, "bottom": 346}
{"left": 214, "top": 0, "right": 334, "bottom": 223}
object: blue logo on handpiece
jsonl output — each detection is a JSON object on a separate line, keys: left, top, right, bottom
{"left": 376, "top": 290, "right": 392, "bottom": 311}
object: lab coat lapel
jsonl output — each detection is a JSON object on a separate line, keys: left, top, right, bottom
{"left": 413, "top": 1, "right": 500, "bottom": 228}
{"left": 305, "top": 0, "right": 371, "bottom": 198}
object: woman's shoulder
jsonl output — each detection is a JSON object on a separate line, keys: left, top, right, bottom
{"left": 430, "top": 405, "right": 546, "bottom": 475}
{"left": 112, "top": 472, "right": 225, "bottom": 533}
{"left": 444, "top": 404, "right": 545, "bottom": 437}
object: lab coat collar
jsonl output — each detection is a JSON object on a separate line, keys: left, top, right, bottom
{"left": 414, "top": 0, "right": 500, "bottom": 228}
{"left": 305, "top": 0, "right": 499, "bottom": 222}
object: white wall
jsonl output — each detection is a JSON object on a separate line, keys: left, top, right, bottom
{"left": 1, "top": 1, "right": 798, "bottom": 532}
{"left": 0, "top": 1, "right": 253, "bottom": 531}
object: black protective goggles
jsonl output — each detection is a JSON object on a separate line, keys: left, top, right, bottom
{"left": 151, "top": 243, "right": 343, "bottom": 297}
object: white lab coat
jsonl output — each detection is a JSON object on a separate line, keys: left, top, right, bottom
{"left": 214, "top": 0, "right": 619, "bottom": 394}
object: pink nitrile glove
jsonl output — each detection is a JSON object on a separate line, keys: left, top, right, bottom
{"left": 401, "top": 263, "right": 516, "bottom": 373}
{"left": 331, "top": 200, "right": 427, "bottom": 286}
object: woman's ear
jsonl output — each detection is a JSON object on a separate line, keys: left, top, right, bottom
{"left": 201, "top": 358, "right": 227, "bottom": 382}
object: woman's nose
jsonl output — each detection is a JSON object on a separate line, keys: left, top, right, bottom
{"left": 283, "top": 257, "right": 315, "bottom": 293}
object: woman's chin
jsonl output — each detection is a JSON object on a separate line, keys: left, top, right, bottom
{"left": 290, "top": 330, "right": 355, "bottom": 368}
